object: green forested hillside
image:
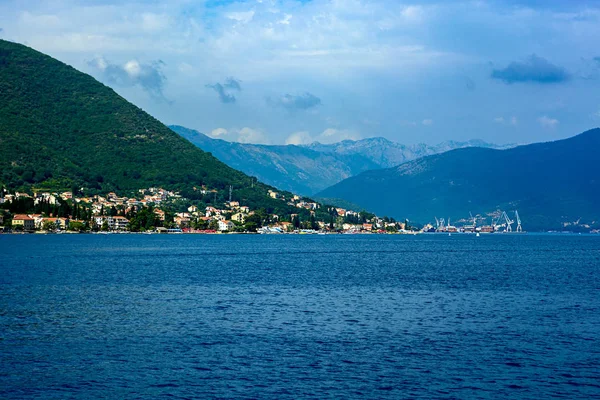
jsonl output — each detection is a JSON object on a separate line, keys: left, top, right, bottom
{"left": 317, "top": 129, "right": 600, "bottom": 230}
{"left": 0, "top": 39, "right": 289, "bottom": 212}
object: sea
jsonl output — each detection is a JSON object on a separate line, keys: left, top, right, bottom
{"left": 1, "top": 233, "right": 599, "bottom": 399}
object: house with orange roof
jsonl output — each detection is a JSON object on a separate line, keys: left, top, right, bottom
{"left": 12, "top": 214, "right": 36, "bottom": 231}
{"left": 41, "top": 217, "right": 69, "bottom": 230}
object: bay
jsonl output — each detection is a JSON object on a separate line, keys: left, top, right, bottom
{"left": 1, "top": 234, "right": 599, "bottom": 399}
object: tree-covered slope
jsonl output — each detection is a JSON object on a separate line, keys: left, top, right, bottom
{"left": 0, "top": 39, "right": 288, "bottom": 211}
{"left": 316, "top": 129, "right": 600, "bottom": 230}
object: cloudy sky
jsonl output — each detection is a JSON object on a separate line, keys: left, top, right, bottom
{"left": 1, "top": 0, "right": 599, "bottom": 145}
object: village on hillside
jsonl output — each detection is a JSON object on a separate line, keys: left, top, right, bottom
{"left": 0, "top": 187, "right": 412, "bottom": 234}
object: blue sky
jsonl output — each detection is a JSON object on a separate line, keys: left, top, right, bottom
{"left": 1, "top": 0, "right": 599, "bottom": 145}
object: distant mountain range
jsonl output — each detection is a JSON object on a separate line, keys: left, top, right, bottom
{"left": 171, "top": 125, "right": 514, "bottom": 195}
{"left": 316, "top": 129, "right": 600, "bottom": 231}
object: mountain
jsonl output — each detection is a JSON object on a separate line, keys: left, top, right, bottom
{"left": 316, "top": 129, "right": 600, "bottom": 230}
{"left": 171, "top": 125, "right": 381, "bottom": 195}
{"left": 305, "top": 137, "right": 514, "bottom": 169}
{"left": 171, "top": 125, "right": 513, "bottom": 195}
{"left": 0, "top": 39, "right": 289, "bottom": 213}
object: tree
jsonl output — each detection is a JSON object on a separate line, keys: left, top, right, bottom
{"left": 244, "top": 221, "right": 258, "bottom": 232}
{"left": 101, "top": 220, "right": 109, "bottom": 232}
{"left": 42, "top": 220, "right": 56, "bottom": 232}
{"left": 310, "top": 214, "right": 318, "bottom": 230}
{"left": 69, "top": 221, "right": 85, "bottom": 232}
{"left": 245, "top": 213, "right": 263, "bottom": 228}
{"left": 292, "top": 216, "right": 300, "bottom": 229}
{"left": 192, "top": 218, "right": 208, "bottom": 230}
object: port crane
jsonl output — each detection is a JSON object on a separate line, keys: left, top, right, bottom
{"left": 502, "top": 211, "right": 514, "bottom": 232}
{"left": 491, "top": 211, "right": 514, "bottom": 232}
{"left": 492, "top": 213, "right": 504, "bottom": 231}
{"left": 515, "top": 210, "right": 522, "bottom": 232}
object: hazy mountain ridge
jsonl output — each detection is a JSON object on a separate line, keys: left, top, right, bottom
{"left": 316, "top": 129, "right": 600, "bottom": 230}
{"left": 170, "top": 125, "right": 380, "bottom": 195}
{"left": 305, "top": 137, "right": 515, "bottom": 169}
{"left": 171, "top": 125, "right": 513, "bottom": 195}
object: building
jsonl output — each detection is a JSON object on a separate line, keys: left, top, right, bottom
{"left": 94, "top": 216, "right": 129, "bottom": 231}
{"left": 231, "top": 213, "right": 247, "bottom": 223}
{"left": 29, "top": 214, "right": 44, "bottom": 229}
{"left": 218, "top": 220, "right": 235, "bottom": 232}
{"left": 175, "top": 216, "right": 191, "bottom": 228}
{"left": 112, "top": 216, "right": 129, "bottom": 230}
{"left": 12, "top": 214, "right": 35, "bottom": 231}
{"left": 279, "top": 221, "right": 293, "bottom": 232}
{"left": 41, "top": 217, "right": 69, "bottom": 230}
{"left": 205, "top": 207, "right": 220, "bottom": 217}
{"left": 154, "top": 209, "right": 166, "bottom": 221}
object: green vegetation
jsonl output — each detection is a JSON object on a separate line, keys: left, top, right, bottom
{"left": 0, "top": 39, "right": 297, "bottom": 215}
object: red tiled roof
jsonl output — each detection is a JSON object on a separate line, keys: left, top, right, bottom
{"left": 13, "top": 214, "right": 34, "bottom": 220}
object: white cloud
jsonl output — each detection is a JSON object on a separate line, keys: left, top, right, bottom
{"left": 238, "top": 127, "right": 268, "bottom": 144}
{"left": 88, "top": 56, "right": 167, "bottom": 100}
{"left": 3, "top": 0, "right": 598, "bottom": 145}
{"left": 124, "top": 60, "right": 141, "bottom": 77}
{"left": 209, "top": 127, "right": 270, "bottom": 144}
{"left": 210, "top": 128, "right": 228, "bottom": 137}
{"left": 538, "top": 116, "right": 559, "bottom": 129}
{"left": 285, "top": 131, "right": 314, "bottom": 145}
{"left": 141, "top": 13, "right": 170, "bottom": 33}
{"left": 401, "top": 5, "right": 425, "bottom": 23}
{"left": 226, "top": 11, "right": 255, "bottom": 24}
{"left": 318, "top": 128, "right": 360, "bottom": 143}
{"left": 19, "top": 11, "right": 61, "bottom": 30}
{"left": 494, "top": 116, "right": 518, "bottom": 126}
{"left": 422, "top": 119, "right": 433, "bottom": 126}
{"left": 285, "top": 128, "right": 359, "bottom": 145}
{"left": 278, "top": 13, "right": 292, "bottom": 25}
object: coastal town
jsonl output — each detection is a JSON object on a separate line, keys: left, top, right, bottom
{"left": 0, "top": 187, "right": 412, "bottom": 234}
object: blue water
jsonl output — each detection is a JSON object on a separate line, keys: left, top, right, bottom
{"left": 1, "top": 234, "right": 599, "bottom": 399}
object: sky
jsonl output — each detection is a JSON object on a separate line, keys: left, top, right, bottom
{"left": 1, "top": 0, "right": 599, "bottom": 145}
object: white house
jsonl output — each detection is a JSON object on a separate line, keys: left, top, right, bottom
{"left": 218, "top": 220, "right": 235, "bottom": 231}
